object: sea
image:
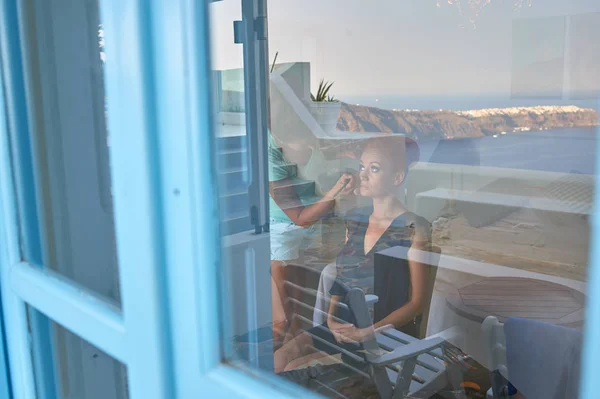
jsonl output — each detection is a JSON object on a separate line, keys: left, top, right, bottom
{"left": 340, "top": 95, "right": 599, "bottom": 175}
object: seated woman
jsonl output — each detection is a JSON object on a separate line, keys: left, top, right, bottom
{"left": 274, "top": 136, "right": 431, "bottom": 373}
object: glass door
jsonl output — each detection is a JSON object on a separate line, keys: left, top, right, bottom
{"left": 209, "top": 0, "right": 274, "bottom": 370}
{"left": 215, "top": 1, "right": 600, "bottom": 398}
{"left": 2, "top": 0, "right": 600, "bottom": 398}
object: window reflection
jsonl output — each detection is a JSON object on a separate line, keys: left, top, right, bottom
{"left": 274, "top": 136, "right": 432, "bottom": 363}
{"left": 215, "top": 1, "right": 598, "bottom": 397}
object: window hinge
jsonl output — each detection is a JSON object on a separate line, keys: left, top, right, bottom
{"left": 233, "top": 16, "right": 268, "bottom": 44}
{"left": 233, "top": 20, "right": 244, "bottom": 44}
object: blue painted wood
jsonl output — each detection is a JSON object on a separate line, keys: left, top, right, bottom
{"left": 171, "top": 0, "right": 222, "bottom": 376}
{"left": 10, "top": 262, "right": 126, "bottom": 363}
{"left": 0, "top": 0, "right": 42, "bottom": 265}
{"left": 204, "top": 366, "right": 323, "bottom": 398}
{"left": 0, "top": 295, "right": 12, "bottom": 399}
{"left": 0, "top": 67, "right": 33, "bottom": 399}
{"left": 99, "top": 0, "right": 175, "bottom": 397}
{"left": 0, "top": 67, "right": 13, "bottom": 399}
{"left": 580, "top": 103, "right": 600, "bottom": 399}
{"left": 0, "top": 2, "right": 58, "bottom": 398}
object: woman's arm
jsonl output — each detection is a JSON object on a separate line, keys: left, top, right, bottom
{"left": 326, "top": 294, "right": 357, "bottom": 343}
{"left": 269, "top": 173, "right": 355, "bottom": 228}
{"left": 373, "top": 226, "right": 430, "bottom": 330}
{"left": 326, "top": 295, "right": 343, "bottom": 326}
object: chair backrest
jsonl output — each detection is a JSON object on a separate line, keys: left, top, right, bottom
{"left": 418, "top": 245, "right": 442, "bottom": 338}
{"left": 374, "top": 244, "right": 442, "bottom": 339}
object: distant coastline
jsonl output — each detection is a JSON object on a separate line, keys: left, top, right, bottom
{"left": 337, "top": 103, "right": 599, "bottom": 140}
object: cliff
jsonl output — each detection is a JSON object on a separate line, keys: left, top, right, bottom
{"left": 337, "top": 104, "right": 599, "bottom": 140}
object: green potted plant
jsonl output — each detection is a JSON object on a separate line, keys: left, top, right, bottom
{"left": 308, "top": 79, "right": 341, "bottom": 133}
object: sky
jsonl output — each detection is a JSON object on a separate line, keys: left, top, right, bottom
{"left": 209, "top": 0, "right": 600, "bottom": 103}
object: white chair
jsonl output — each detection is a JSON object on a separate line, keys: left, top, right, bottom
{"left": 283, "top": 246, "right": 468, "bottom": 398}
{"left": 312, "top": 287, "right": 461, "bottom": 399}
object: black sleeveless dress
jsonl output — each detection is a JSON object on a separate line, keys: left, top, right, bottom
{"left": 310, "top": 207, "right": 431, "bottom": 353}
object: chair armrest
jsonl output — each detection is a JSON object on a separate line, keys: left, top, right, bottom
{"left": 368, "top": 336, "right": 445, "bottom": 367}
{"left": 365, "top": 294, "right": 379, "bottom": 306}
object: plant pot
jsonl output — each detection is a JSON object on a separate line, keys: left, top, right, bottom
{"left": 308, "top": 101, "right": 342, "bottom": 133}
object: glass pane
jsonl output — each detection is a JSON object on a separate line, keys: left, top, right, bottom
{"left": 10, "top": 0, "right": 120, "bottom": 305}
{"left": 27, "top": 306, "right": 128, "bottom": 399}
{"left": 216, "top": 0, "right": 599, "bottom": 397}
{"left": 210, "top": 0, "right": 250, "bottom": 237}
{"left": 209, "top": 0, "right": 266, "bottom": 365}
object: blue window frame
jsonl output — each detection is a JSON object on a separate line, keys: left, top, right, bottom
{"left": 0, "top": 1, "right": 598, "bottom": 398}
{"left": 581, "top": 99, "right": 600, "bottom": 398}
{"left": 0, "top": 64, "right": 13, "bottom": 399}
{"left": 0, "top": 0, "right": 317, "bottom": 397}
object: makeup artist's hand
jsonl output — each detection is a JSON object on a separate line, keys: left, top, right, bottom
{"left": 325, "top": 173, "right": 355, "bottom": 200}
